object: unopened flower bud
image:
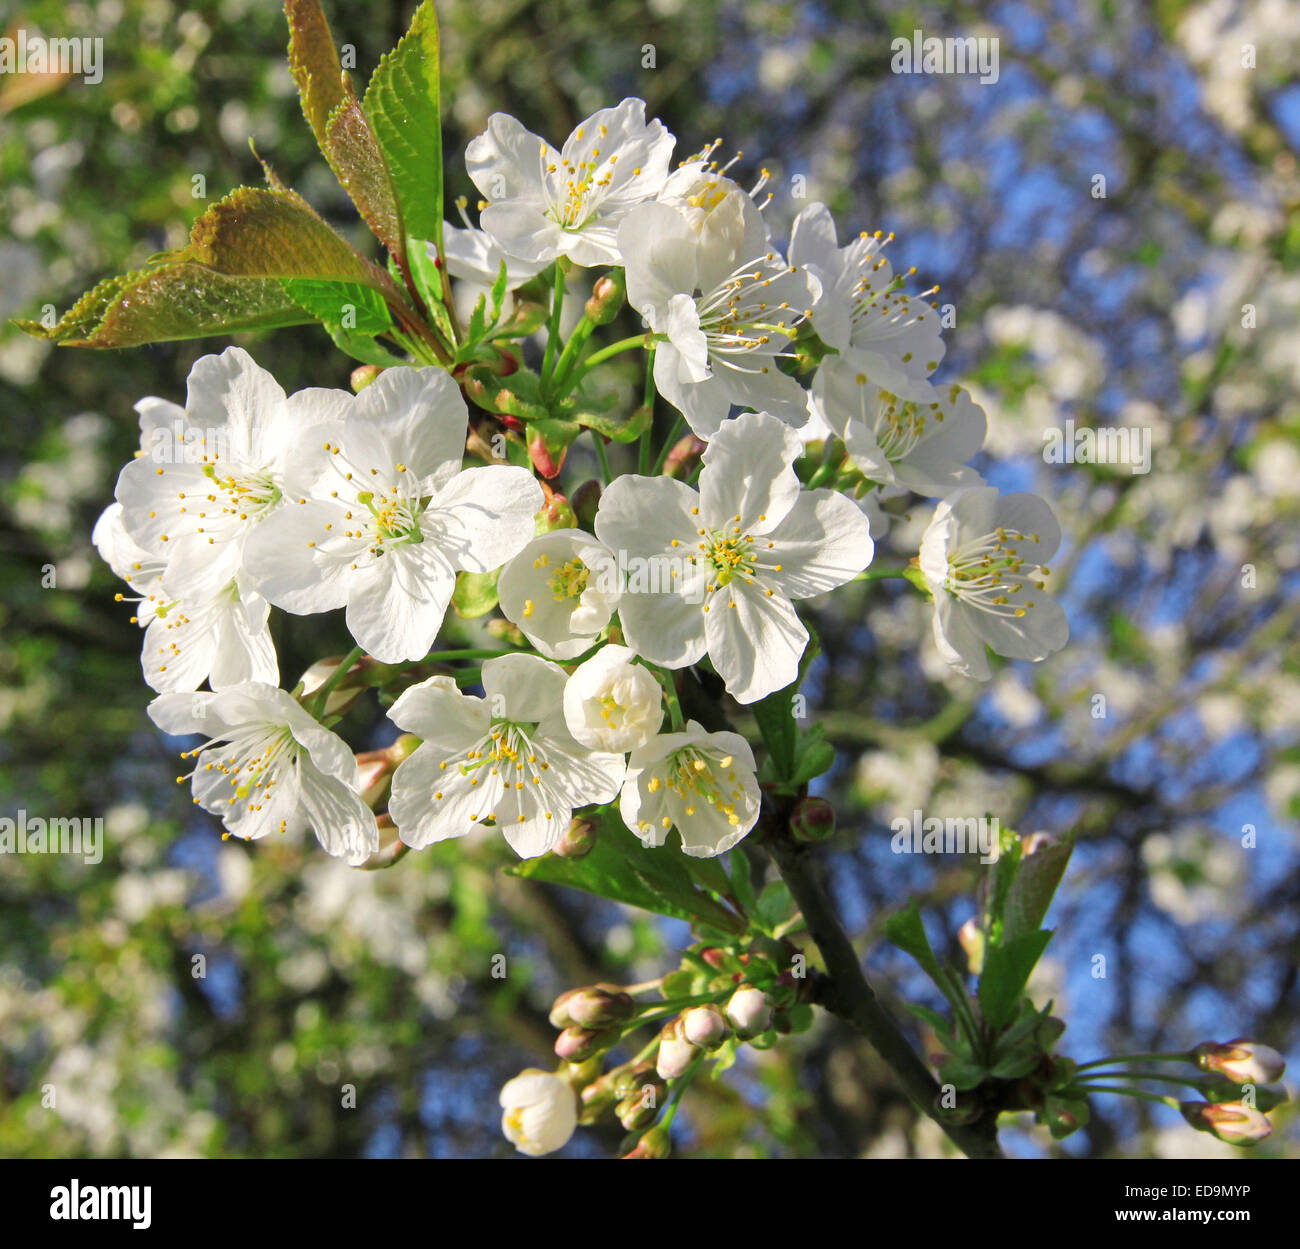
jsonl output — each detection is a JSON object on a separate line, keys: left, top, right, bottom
{"left": 499, "top": 1069, "right": 578, "bottom": 1156}
{"left": 554, "top": 815, "right": 599, "bottom": 859}
{"left": 958, "top": 917, "right": 985, "bottom": 975}
{"left": 297, "top": 655, "right": 367, "bottom": 717}
{"left": 549, "top": 988, "right": 580, "bottom": 1030}
{"left": 616, "top": 1075, "right": 666, "bottom": 1130}
{"left": 585, "top": 269, "right": 626, "bottom": 325}
{"left": 662, "top": 432, "right": 707, "bottom": 479}
{"left": 1180, "top": 1101, "right": 1272, "bottom": 1145}
{"left": 725, "top": 986, "right": 773, "bottom": 1038}
{"left": 566, "top": 987, "right": 636, "bottom": 1029}
{"left": 790, "top": 795, "right": 836, "bottom": 842}
{"left": 487, "top": 617, "right": 528, "bottom": 647}
{"left": 350, "top": 364, "right": 384, "bottom": 392}
{"left": 571, "top": 478, "right": 602, "bottom": 530}
{"left": 622, "top": 1120, "right": 671, "bottom": 1159}
{"left": 534, "top": 488, "right": 577, "bottom": 533}
{"left": 681, "top": 1003, "right": 729, "bottom": 1050}
{"left": 555, "top": 1025, "right": 618, "bottom": 1063}
{"left": 1194, "top": 1039, "right": 1286, "bottom": 1086}
{"left": 1201, "top": 1078, "right": 1289, "bottom": 1113}
{"left": 656, "top": 1022, "right": 696, "bottom": 1080}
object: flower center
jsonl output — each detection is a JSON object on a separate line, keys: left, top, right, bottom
{"left": 539, "top": 127, "right": 621, "bottom": 230}
{"left": 945, "top": 526, "right": 1048, "bottom": 619}
{"left": 435, "top": 720, "right": 558, "bottom": 827}
{"left": 177, "top": 723, "right": 298, "bottom": 832}
{"left": 695, "top": 255, "right": 804, "bottom": 364}
{"left": 200, "top": 462, "right": 282, "bottom": 523}
{"left": 549, "top": 557, "right": 590, "bottom": 601}
{"left": 641, "top": 747, "right": 746, "bottom": 829}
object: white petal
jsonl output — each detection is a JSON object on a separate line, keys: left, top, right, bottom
{"left": 704, "top": 581, "right": 807, "bottom": 704}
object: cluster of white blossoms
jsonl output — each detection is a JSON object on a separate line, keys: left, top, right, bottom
{"left": 94, "top": 97, "right": 1068, "bottom": 879}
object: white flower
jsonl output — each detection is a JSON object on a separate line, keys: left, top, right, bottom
{"left": 790, "top": 202, "right": 944, "bottom": 399}
{"left": 242, "top": 367, "right": 542, "bottom": 663}
{"left": 497, "top": 529, "right": 622, "bottom": 659}
{"left": 814, "top": 364, "right": 986, "bottom": 497}
{"left": 438, "top": 222, "right": 548, "bottom": 287}
{"left": 466, "top": 98, "right": 675, "bottom": 268}
{"left": 114, "top": 347, "right": 346, "bottom": 601}
{"left": 387, "top": 654, "right": 625, "bottom": 859}
{"left": 595, "top": 411, "right": 874, "bottom": 703}
{"left": 620, "top": 720, "right": 760, "bottom": 857}
{"left": 148, "top": 682, "right": 378, "bottom": 864}
{"left": 918, "top": 486, "right": 1069, "bottom": 681}
{"left": 562, "top": 644, "right": 663, "bottom": 752}
{"left": 499, "top": 1069, "right": 578, "bottom": 1156}
{"left": 619, "top": 194, "right": 819, "bottom": 437}
{"left": 93, "top": 503, "right": 277, "bottom": 693}
{"left": 655, "top": 141, "right": 773, "bottom": 234}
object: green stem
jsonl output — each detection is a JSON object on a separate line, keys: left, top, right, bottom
{"left": 768, "top": 831, "right": 1003, "bottom": 1158}
{"left": 1074, "top": 1052, "right": 1192, "bottom": 1072}
{"left": 807, "top": 438, "right": 843, "bottom": 489}
{"left": 420, "top": 648, "right": 522, "bottom": 663}
{"left": 541, "top": 264, "right": 566, "bottom": 387}
{"left": 648, "top": 664, "right": 685, "bottom": 731}
{"left": 660, "top": 1051, "right": 704, "bottom": 1130}
{"left": 548, "top": 313, "right": 595, "bottom": 397}
{"left": 856, "top": 567, "right": 910, "bottom": 583}
{"left": 651, "top": 413, "right": 687, "bottom": 476}
{"left": 312, "top": 645, "right": 365, "bottom": 719}
{"left": 1075, "top": 1070, "right": 1206, "bottom": 1091}
{"left": 592, "top": 430, "right": 613, "bottom": 484}
{"left": 568, "top": 333, "right": 659, "bottom": 388}
{"left": 1083, "top": 1085, "right": 1182, "bottom": 1109}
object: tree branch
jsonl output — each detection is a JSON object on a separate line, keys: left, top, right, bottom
{"left": 767, "top": 826, "right": 1003, "bottom": 1159}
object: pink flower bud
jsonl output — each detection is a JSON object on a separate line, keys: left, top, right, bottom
{"left": 1194, "top": 1039, "right": 1286, "bottom": 1086}
{"left": 682, "top": 1003, "right": 729, "bottom": 1050}
{"left": 725, "top": 986, "right": 773, "bottom": 1037}
{"left": 1180, "top": 1101, "right": 1273, "bottom": 1145}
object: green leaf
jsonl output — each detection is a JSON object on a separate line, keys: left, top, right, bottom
{"left": 362, "top": 0, "right": 444, "bottom": 252}
{"left": 451, "top": 569, "right": 500, "bottom": 619}
{"left": 902, "top": 1001, "right": 952, "bottom": 1034}
{"left": 978, "top": 928, "right": 1053, "bottom": 1032}
{"left": 281, "top": 278, "right": 392, "bottom": 334}
{"left": 1002, "top": 835, "right": 1074, "bottom": 945}
{"left": 883, "top": 900, "right": 946, "bottom": 985}
{"left": 752, "top": 627, "right": 821, "bottom": 782}
{"left": 729, "top": 849, "right": 757, "bottom": 914}
{"left": 938, "top": 1057, "right": 987, "bottom": 1091}
{"left": 323, "top": 86, "right": 404, "bottom": 261}
{"left": 756, "top": 881, "right": 795, "bottom": 933}
{"left": 789, "top": 722, "right": 835, "bottom": 787}
{"left": 572, "top": 404, "right": 653, "bottom": 444}
{"left": 15, "top": 264, "right": 316, "bottom": 348}
{"left": 489, "top": 258, "right": 510, "bottom": 322}
{"left": 285, "top": 0, "right": 346, "bottom": 152}
{"left": 989, "top": 1044, "right": 1041, "bottom": 1080}
{"left": 285, "top": 1, "right": 403, "bottom": 261}
{"left": 320, "top": 323, "right": 408, "bottom": 367}
{"left": 510, "top": 811, "right": 745, "bottom": 931}
{"left": 20, "top": 186, "right": 401, "bottom": 349}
